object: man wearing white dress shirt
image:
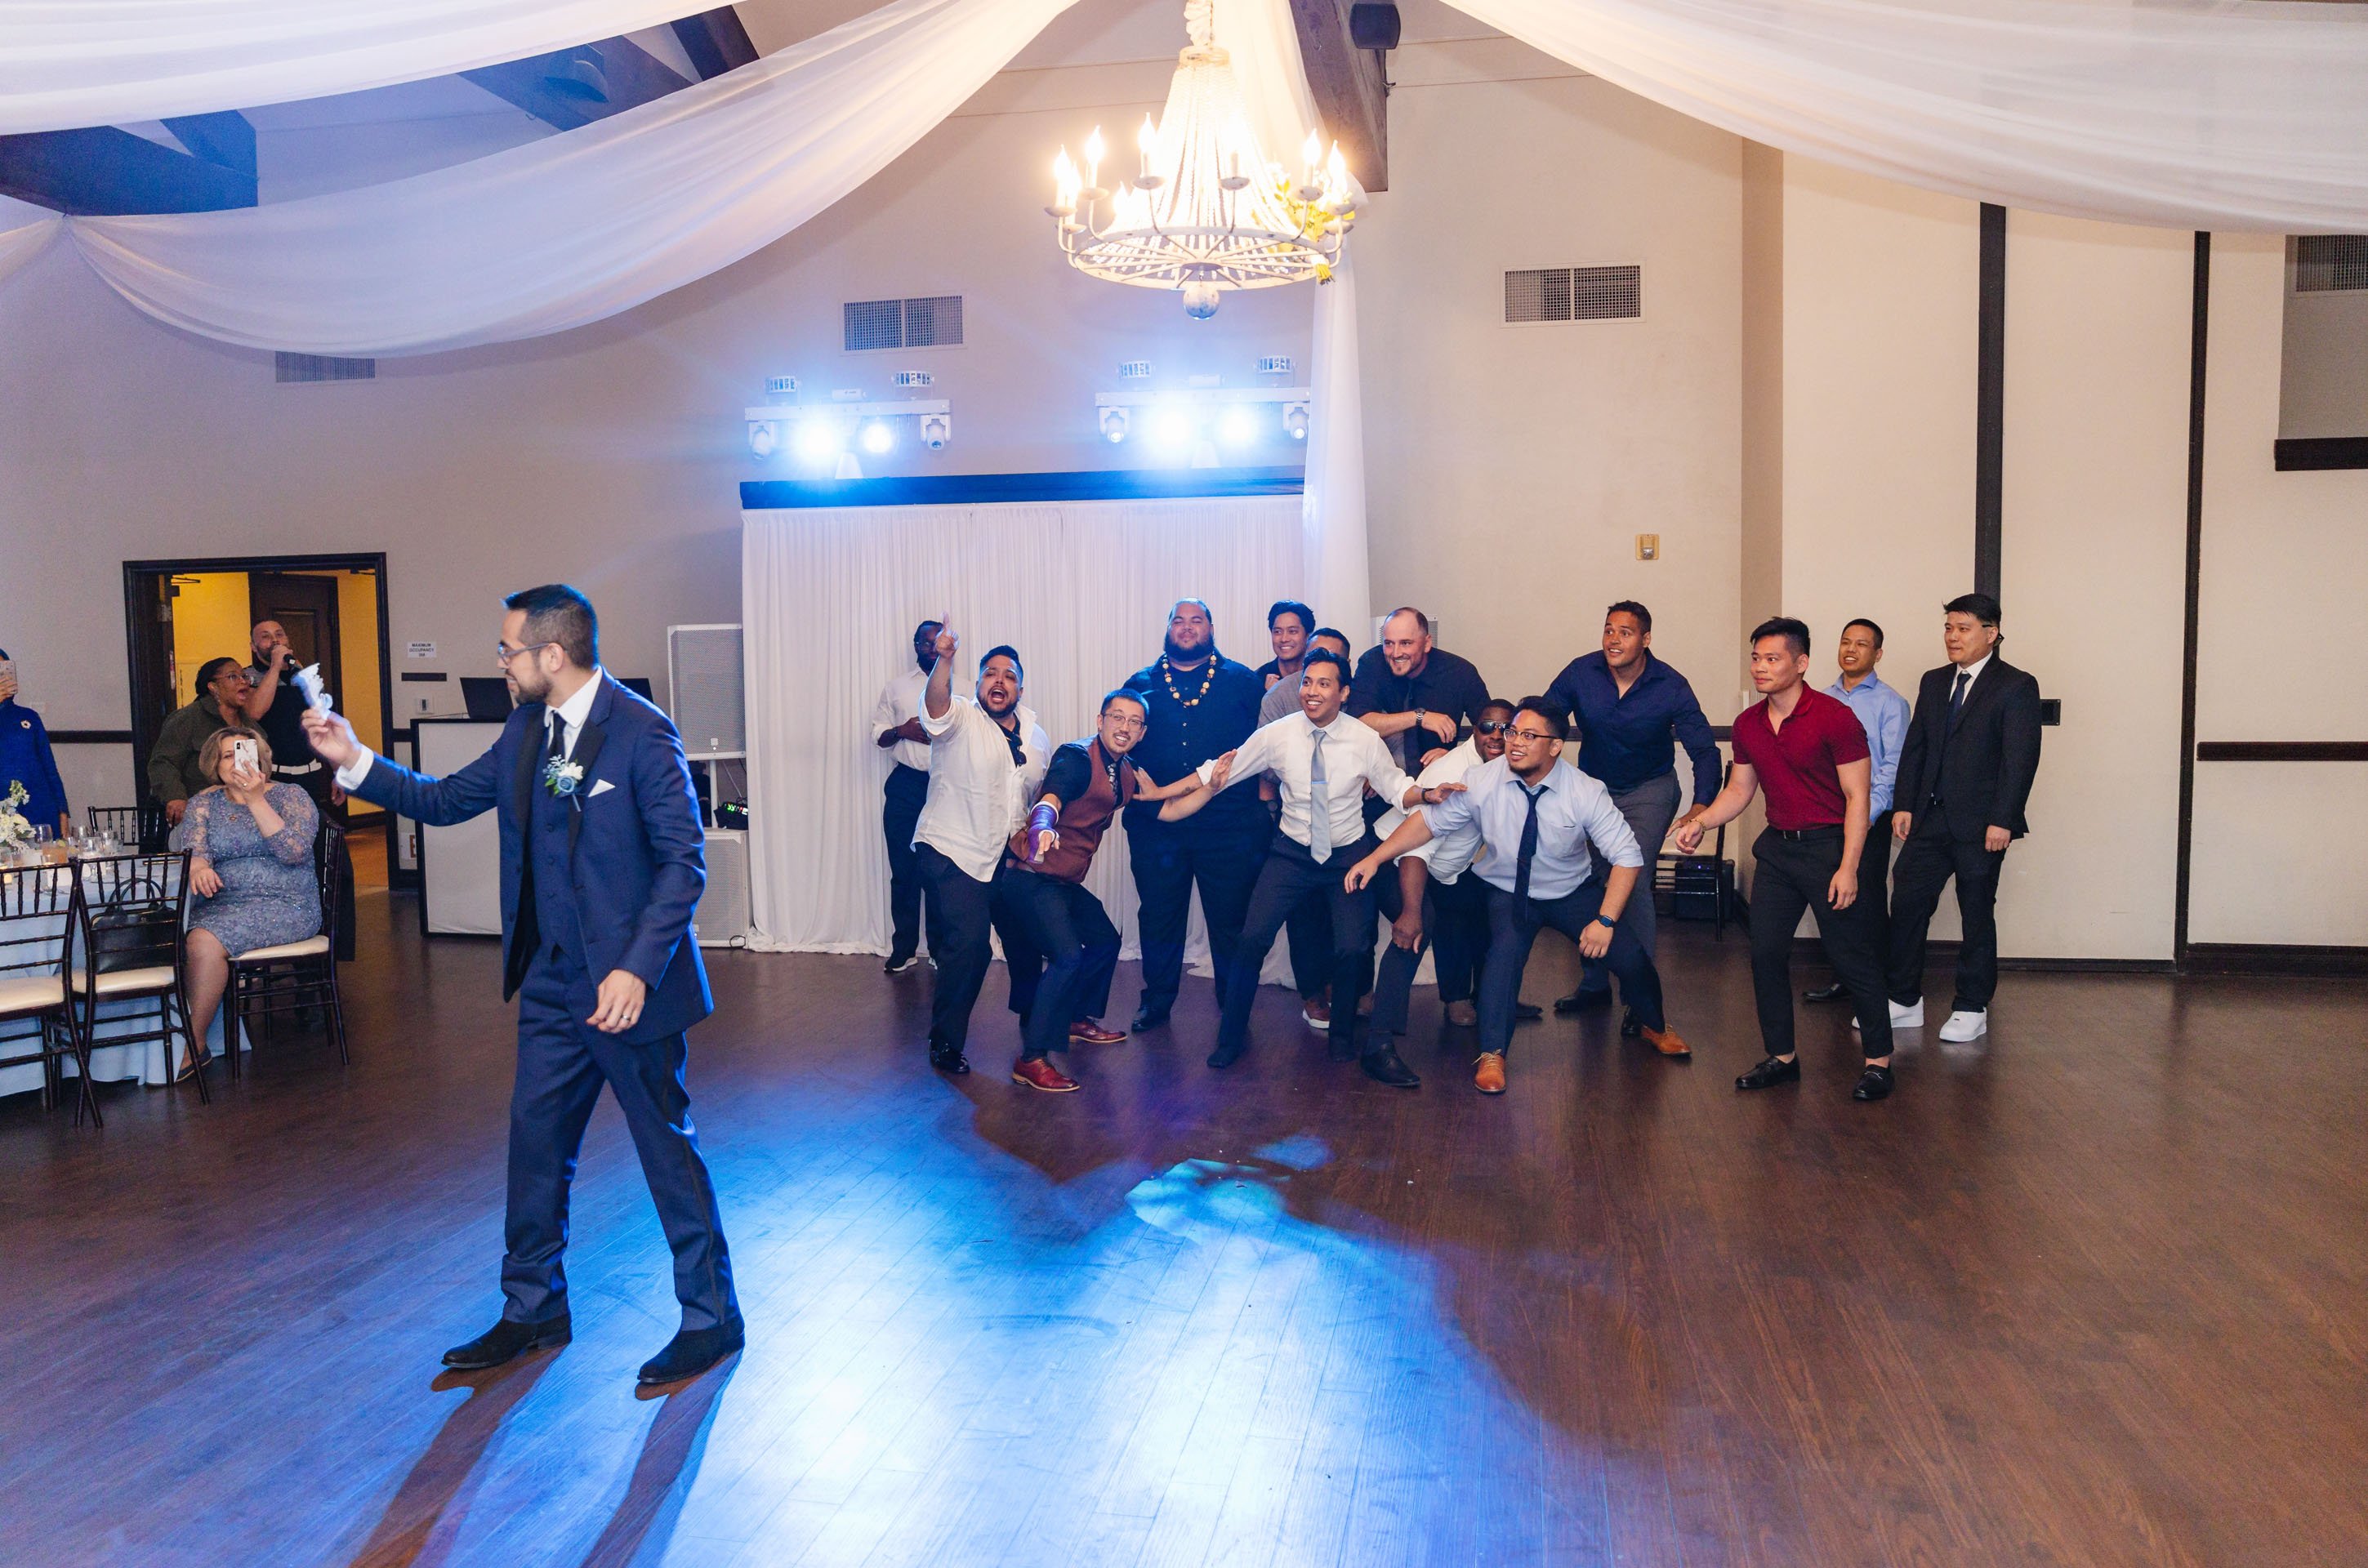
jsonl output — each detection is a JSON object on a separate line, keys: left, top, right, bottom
{"left": 1349, "top": 698, "right": 1691, "bottom": 1095}
{"left": 1193, "top": 649, "right": 1448, "bottom": 1081}
{"left": 1804, "top": 617, "right": 1911, "bottom": 1006}
{"left": 869, "top": 620, "right": 942, "bottom": 974}
{"left": 914, "top": 626, "right": 1050, "bottom": 1076}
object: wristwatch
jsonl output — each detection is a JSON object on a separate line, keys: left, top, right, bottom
{"left": 1592, "top": 915, "right": 1618, "bottom": 930}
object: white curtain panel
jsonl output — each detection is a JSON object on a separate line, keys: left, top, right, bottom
{"left": 741, "top": 495, "right": 1304, "bottom": 964}
{"left": 66, "top": 0, "right": 1081, "bottom": 356}
{"left": 0, "top": 216, "right": 60, "bottom": 288}
{"left": 1443, "top": 0, "right": 2368, "bottom": 231}
{"left": 0, "top": 1, "right": 711, "bottom": 134}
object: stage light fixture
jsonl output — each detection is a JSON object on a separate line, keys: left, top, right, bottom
{"left": 794, "top": 420, "right": 844, "bottom": 464}
{"left": 1151, "top": 408, "right": 1194, "bottom": 448}
{"left": 859, "top": 421, "right": 895, "bottom": 455}
{"left": 1283, "top": 402, "right": 1310, "bottom": 440}
{"left": 1100, "top": 406, "right": 1130, "bottom": 443}
{"left": 920, "top": 414, "right": 952, "bottom": 450}
{"left": 747, "top": 420, "right": 780, "bottom": 458}
{"left": 1217, "top": 406, "right": 1260, "bottom": 447}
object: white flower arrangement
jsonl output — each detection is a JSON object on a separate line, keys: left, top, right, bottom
{"left": 0, "top": 780, "right": 33, "bottom": 848}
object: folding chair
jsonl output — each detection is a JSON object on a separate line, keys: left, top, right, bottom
{"left": 71, "top": 850, "right": 201, "bottom": 1117}
{"left": 225, "top": 822, "right": 349, "bottom": 1078}
{"left": 0, "top": 863, "right": 92, "bottom": 1124}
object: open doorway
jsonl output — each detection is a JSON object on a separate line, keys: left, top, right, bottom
{"left": 123, "top": 554, "right": 395, "bottom": 888}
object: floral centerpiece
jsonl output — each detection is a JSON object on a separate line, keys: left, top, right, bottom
{"left": 0, "top": 780, "right": 34, "bottom": 857}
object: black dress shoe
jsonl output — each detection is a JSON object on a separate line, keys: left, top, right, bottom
{"left": 884, "top": 950, "right": 919, "bottom": 975}
{"left": 1554, "top": 987, "right": 1613, "bottom": 1017}
{"left": 637, "top": 1318, "right": 745, "bottom": 1386}
{"left": 1514, "top": 1002, "right": 1544, "bottom": 1023}
{"left": 1130, "top": 1008, "right": 1171, "bottom": 1034}
{"left": 443, "top": 1314, "right": 570, "bottom": 1370}
{"left": 1619, "top": 1007, "right": 1641, "bottom": 1038}
{"left": 928, "top": 1042, "right": 970, "bottom": 1075}
{"left": 1206, "top": 1039, "right": 1247, "bottom": 1069}
{"left": 1361, "top": 1045, "right": 1420, "bottom": 1088}
{"left": 1802, "top": 981, "right": 1849, "bottom": 1004}
{"left": 1852, "top": 1064, "right": 1896, "bottom": 1102}
{"left": 1734, "top": 1055, "right": 1802, "bottom": 1092}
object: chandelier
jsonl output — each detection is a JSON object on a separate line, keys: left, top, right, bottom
{"left": 1046, "top": 0, "right": 1353, "bottom": 319}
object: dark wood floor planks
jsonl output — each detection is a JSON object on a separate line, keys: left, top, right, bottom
{"left": 2, "top": 889, "right": 2364, "bottom": 1567}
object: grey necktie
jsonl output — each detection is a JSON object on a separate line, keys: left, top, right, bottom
{"left": 1308, "top": 727, "right": 1331, "bottom": 861}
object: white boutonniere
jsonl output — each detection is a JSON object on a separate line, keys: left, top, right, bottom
{"left": 542, "top": 757, "right": 586, "bottom": 798}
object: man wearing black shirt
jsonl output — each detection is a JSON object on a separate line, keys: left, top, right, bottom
{"left": 1251, "top": 599, "right": 1314, "bottom": 692}
{"left": 1346, "top": 608, "right": 1492, "bottom": 774}
{"left": 1122, "top": 599, "right": 1269, "bottom": 1032}
{"left": 241, "top": 618, "right": 336, "bottom": 810}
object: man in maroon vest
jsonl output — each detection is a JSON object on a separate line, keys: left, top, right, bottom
{"left": 996, "top": 688, "right": 1221, "bottom": 1092}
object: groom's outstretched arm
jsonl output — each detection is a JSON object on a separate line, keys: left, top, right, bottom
{"left": 305, "top": 707, "right": 510, "bottom": 827}
{"left": 619, "top": 713, "right": 707, "bottom": 987}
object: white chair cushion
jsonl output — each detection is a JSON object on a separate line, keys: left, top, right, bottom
{"left": 234, "top": 936, "right": 330, "bottom": 963}
{"left": 69, "top": 965, "right": 178, "bottom": 996}
{"left": 0, "top": 973, "right": 67, "bottom": 1015}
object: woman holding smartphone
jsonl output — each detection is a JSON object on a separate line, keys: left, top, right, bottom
{"left": 177, "top": 726, "right": 321, "bottom": 1076}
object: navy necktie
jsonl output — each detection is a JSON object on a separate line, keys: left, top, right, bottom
{"left": 1513, "top": 784, "right": 1545, "bottom": 902}
{"left": 1946, "top": 670, "right": 1971, "bottom": 733}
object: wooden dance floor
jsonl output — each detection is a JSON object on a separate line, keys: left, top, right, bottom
{"left": 2, "top": 890, "right": 2361, "bottom": 1567}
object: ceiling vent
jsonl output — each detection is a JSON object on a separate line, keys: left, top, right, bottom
{"left": 2294, "top": 235, "right": 2368, "bottom": 293}
{"left": 274, "top": 352, "right": 375, "bottom": 383}
{"left": 844, "top": 295, "right": 965, "bottom": 352}
{"left": 1504, "top": 265, "right": 1642, "bottom": 324}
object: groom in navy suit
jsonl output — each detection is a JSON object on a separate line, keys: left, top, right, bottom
{"left": 304, "top": 584, "right": 741, "bottom": 1386}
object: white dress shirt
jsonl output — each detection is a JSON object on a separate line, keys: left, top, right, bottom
{"left": 1947, "top": 652, "right": 1993, "bottom": 706}
{"left": 332, "top": 668, "right": 606, "bottom": 791}
{"left": 915, "top": 695, "right": 1050, "bottom": 881}
{"left": 1372, "top": 737, "right": 1485, "bottom": 883}
{"left": 868, "top": 666, "right": 934, "bottom": 773}
{"left": 1204, "top": 710, "right": 1415, "bottom": 856}
{"left": 1423, "top": 755, "right": 1643, "bottom": 901}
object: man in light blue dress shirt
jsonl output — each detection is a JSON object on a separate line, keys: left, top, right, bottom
{"left": 1805, "top": 617, "right": 1911, "bottom": 1005}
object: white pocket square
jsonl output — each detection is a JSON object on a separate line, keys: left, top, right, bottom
{"left": 586, "top": 779, "right": 618, "bottom": 798}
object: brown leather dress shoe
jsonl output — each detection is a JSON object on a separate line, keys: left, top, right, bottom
{"left": 1444, "top": 1000, "right": 1478, "bottom": 1027}
{"left": 1068, "top": 1020, "right": 1128, "bottom": 1045}
{"left": 1473, "top": 1052, "right": 1507, "bottom": 1095}
{"left": 1640, "top": 1024, "right": 1691, "bottom": 1058}
{"left": 1010, "top": 1057, "right": 1079, "bottom": 1093}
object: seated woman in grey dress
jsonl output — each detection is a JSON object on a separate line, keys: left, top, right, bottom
{"left": 181, "top": 726, "right": 320, "bottom": 1073}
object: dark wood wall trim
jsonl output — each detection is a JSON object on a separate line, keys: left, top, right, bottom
{"left": 2174, "top": 232, "right": 2209, "bottom": 966}
{"left": 2195, "top": 741, "right": 2368, "bottom": 763}
{"left": 2184, "top": 943, "right": 2368, "bottom": 978}
{"left": 49, "top": 730, "right": 135, "bottom": 746}
{"left": 1973, "top": 203, "right": 2006, "bottom": 599}
{"left": 2272, "top": 436, "right": 2368, "bottom": 472}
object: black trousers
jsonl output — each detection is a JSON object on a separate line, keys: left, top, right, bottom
{"left": 1807, "top": 811, "right": 1894, "bottom": 996}
{"left": 1886, "top": 815, "right": 2007, "bottom": 1009}
{"left": 1477, "top": 880, "right": 1664, "bottom": 1057}
{"left": 916, "top": 843, "right": 1036, "bottom": 1051}
{"left": 882, "top": 764, "right": 929, "bottom": 959}
{"left": 1216, "top": 835, "right": 1376, "bottom": 1058}
{"left": 1128, "top": 813, "right": 1269, "bottom": 1019}
{"left": 1748, "top": 828, "right": 1892, "bottom": 1058}
{"left": 1368, "top": 867, "right": 1488, "bottom": 1037}
{"left": 505, "top": 947, "right": 737, "bottom": 1331}
{"left": 995, "top": 870, "right": 1120, "bottom": 1061}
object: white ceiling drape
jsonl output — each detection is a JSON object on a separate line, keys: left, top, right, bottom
{"left": 0, "top": 1, "right": 711, "bottom": 135}
{"left": 1443, "top": 0, "right": 2368, "bottom": 233}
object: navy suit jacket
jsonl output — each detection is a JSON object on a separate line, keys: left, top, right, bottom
{"left": 351, "top": 674, "right": 712, "bottom": 1044}
{"left": 1893, "top": 655, "right": 2044, "bottom": 843}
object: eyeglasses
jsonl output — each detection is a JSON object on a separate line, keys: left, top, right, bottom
{"left": 1510, "top": 728, "right": 1558, "bottom": 744}
{"left": 1103, "top": 713, "right": 1147, "bottom": 730}
{"left": 495, "top": 640, "right": 557, "bottom": 666}
{"left": 1474, "top": 720, "right": 1511, "bottom": 736}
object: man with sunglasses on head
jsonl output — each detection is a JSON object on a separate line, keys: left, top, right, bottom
{"left": 1349, "top": 698, "right": 1690, "bottom": 1095}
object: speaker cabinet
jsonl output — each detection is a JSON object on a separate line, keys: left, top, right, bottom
{"left": 696, "top": 827, "right": 752, "bottom": 948}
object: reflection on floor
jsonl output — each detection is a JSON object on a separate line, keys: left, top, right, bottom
{"left": 1, "top": 893, "right": 2362, "bottom": 1566}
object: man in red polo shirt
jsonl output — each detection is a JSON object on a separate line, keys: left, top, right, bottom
{"left": 1676, "top": 617, "right": 1897, "bottom": 1100}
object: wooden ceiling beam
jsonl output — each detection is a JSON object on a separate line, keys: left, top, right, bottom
{"left": 0, "top": 126, "right": 256, "bottom": 215}
{"left": 671, "top": 7, "right": 760, "bottom": 80}
{"left": 463, "top": 36, "right": 692, "bottom": 131}
{"left": 1288, "top": 0, "right": 1390, "bottom": 192}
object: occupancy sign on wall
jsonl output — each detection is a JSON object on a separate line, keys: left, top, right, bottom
{"left": 405, "top": 641, "right": 437, "bottom": 658}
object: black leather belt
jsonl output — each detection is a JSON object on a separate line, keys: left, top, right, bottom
{"left": 1770, "top": 825, "right": 1843, "bottom": 840}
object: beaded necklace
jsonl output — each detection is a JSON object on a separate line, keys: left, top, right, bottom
{"left": 1160, "top": 657, "right": 1217, "bottom": 708}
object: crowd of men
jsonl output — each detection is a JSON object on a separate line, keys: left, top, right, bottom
{"left": 868, "top": 593, "right": 2041, "bottom": 1100}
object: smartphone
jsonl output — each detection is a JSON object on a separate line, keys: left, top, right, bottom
{"left": 231, "top": 737, "right": 258, "bottom": 776}
{"left": 0, "top": 659, "right": 15, "bottom": 687}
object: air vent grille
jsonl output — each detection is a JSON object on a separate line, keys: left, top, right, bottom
{"left": 1503, "top": 265, "right": 1641, "bottom": 323}
{"left": 844, "top": 295, "right": 964, "bottom": 352}
{"left": 274, "top": 352, "right": 375, "bottom": 382}
{"left": 2294, "top": 235, "right": 2368, "bottom": 293}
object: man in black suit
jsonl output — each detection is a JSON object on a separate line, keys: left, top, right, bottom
{"left": 305, "top": 585, "right": 740, "bottom": 1387}
{"left": 1880, "top": 593, "right": 2042, "bottom": 1045}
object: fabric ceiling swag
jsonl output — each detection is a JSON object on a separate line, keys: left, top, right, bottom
{"left": 66, "top": 0, "right": 1082, "bottom": 357}
{"left": 0, "top": 0, "right": 716, "bottom": 135}
{"left": 1440, "top": 0, "right": 2368, "bottom": 232}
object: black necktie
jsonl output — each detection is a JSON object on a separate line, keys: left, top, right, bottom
{"left": 1946, "top": 670, "right": 1971, "bottom": 733}
{"left": 1513, "top": 784, "right": 1545, "bottom": 902}
{"left": 546, "top": 712, "right": 567, "bottom": 764}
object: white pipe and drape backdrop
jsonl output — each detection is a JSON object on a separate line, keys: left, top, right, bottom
{"left": 741, "top": 496, "right": 1309, "bottom": 970}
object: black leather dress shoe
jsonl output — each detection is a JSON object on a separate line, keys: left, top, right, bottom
{"left": 1852, "top": 1064, "right": 1896, "bottom": 1102}
{"left": 637, "top": 1318, "right": 745, "bottom": 1386}
{"left": 1130, "top": 1008, "right": 1170, "bottom": 1034}
{"left": 1554, "top": 987, "right": 1613, "bottom": 1017}
{"left": 1734, "top": 1055, "right": 1802, "bottom": 1092}
{"left": 1619, "top": 1007, "right": 1641, "bottom": 1038}
{"left": 1514, "top": 1002, "right": 1544, "bottom": 1023}
{"left": 928, "top": 1042, "right": 970, "bottom": 1075}
{"left": 1802, "top": 981, "right": 1850, "bottom": 1004}
{"left": 1206, "top": 1039, "right": 1247, "bottom": 1070}
{"left": 443, "top": 1315, "right": 570, "bottom": 1371}
{"left": 1361, "top": 1045, "right": 1420, "bottom": 1088}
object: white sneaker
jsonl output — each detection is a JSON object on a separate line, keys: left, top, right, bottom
{"left": 1938, "top": 1009, "right": 1988, "bottom": 1043}
{"left": 1850, "top": 998, "right": 1923, "bottom": 1032}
